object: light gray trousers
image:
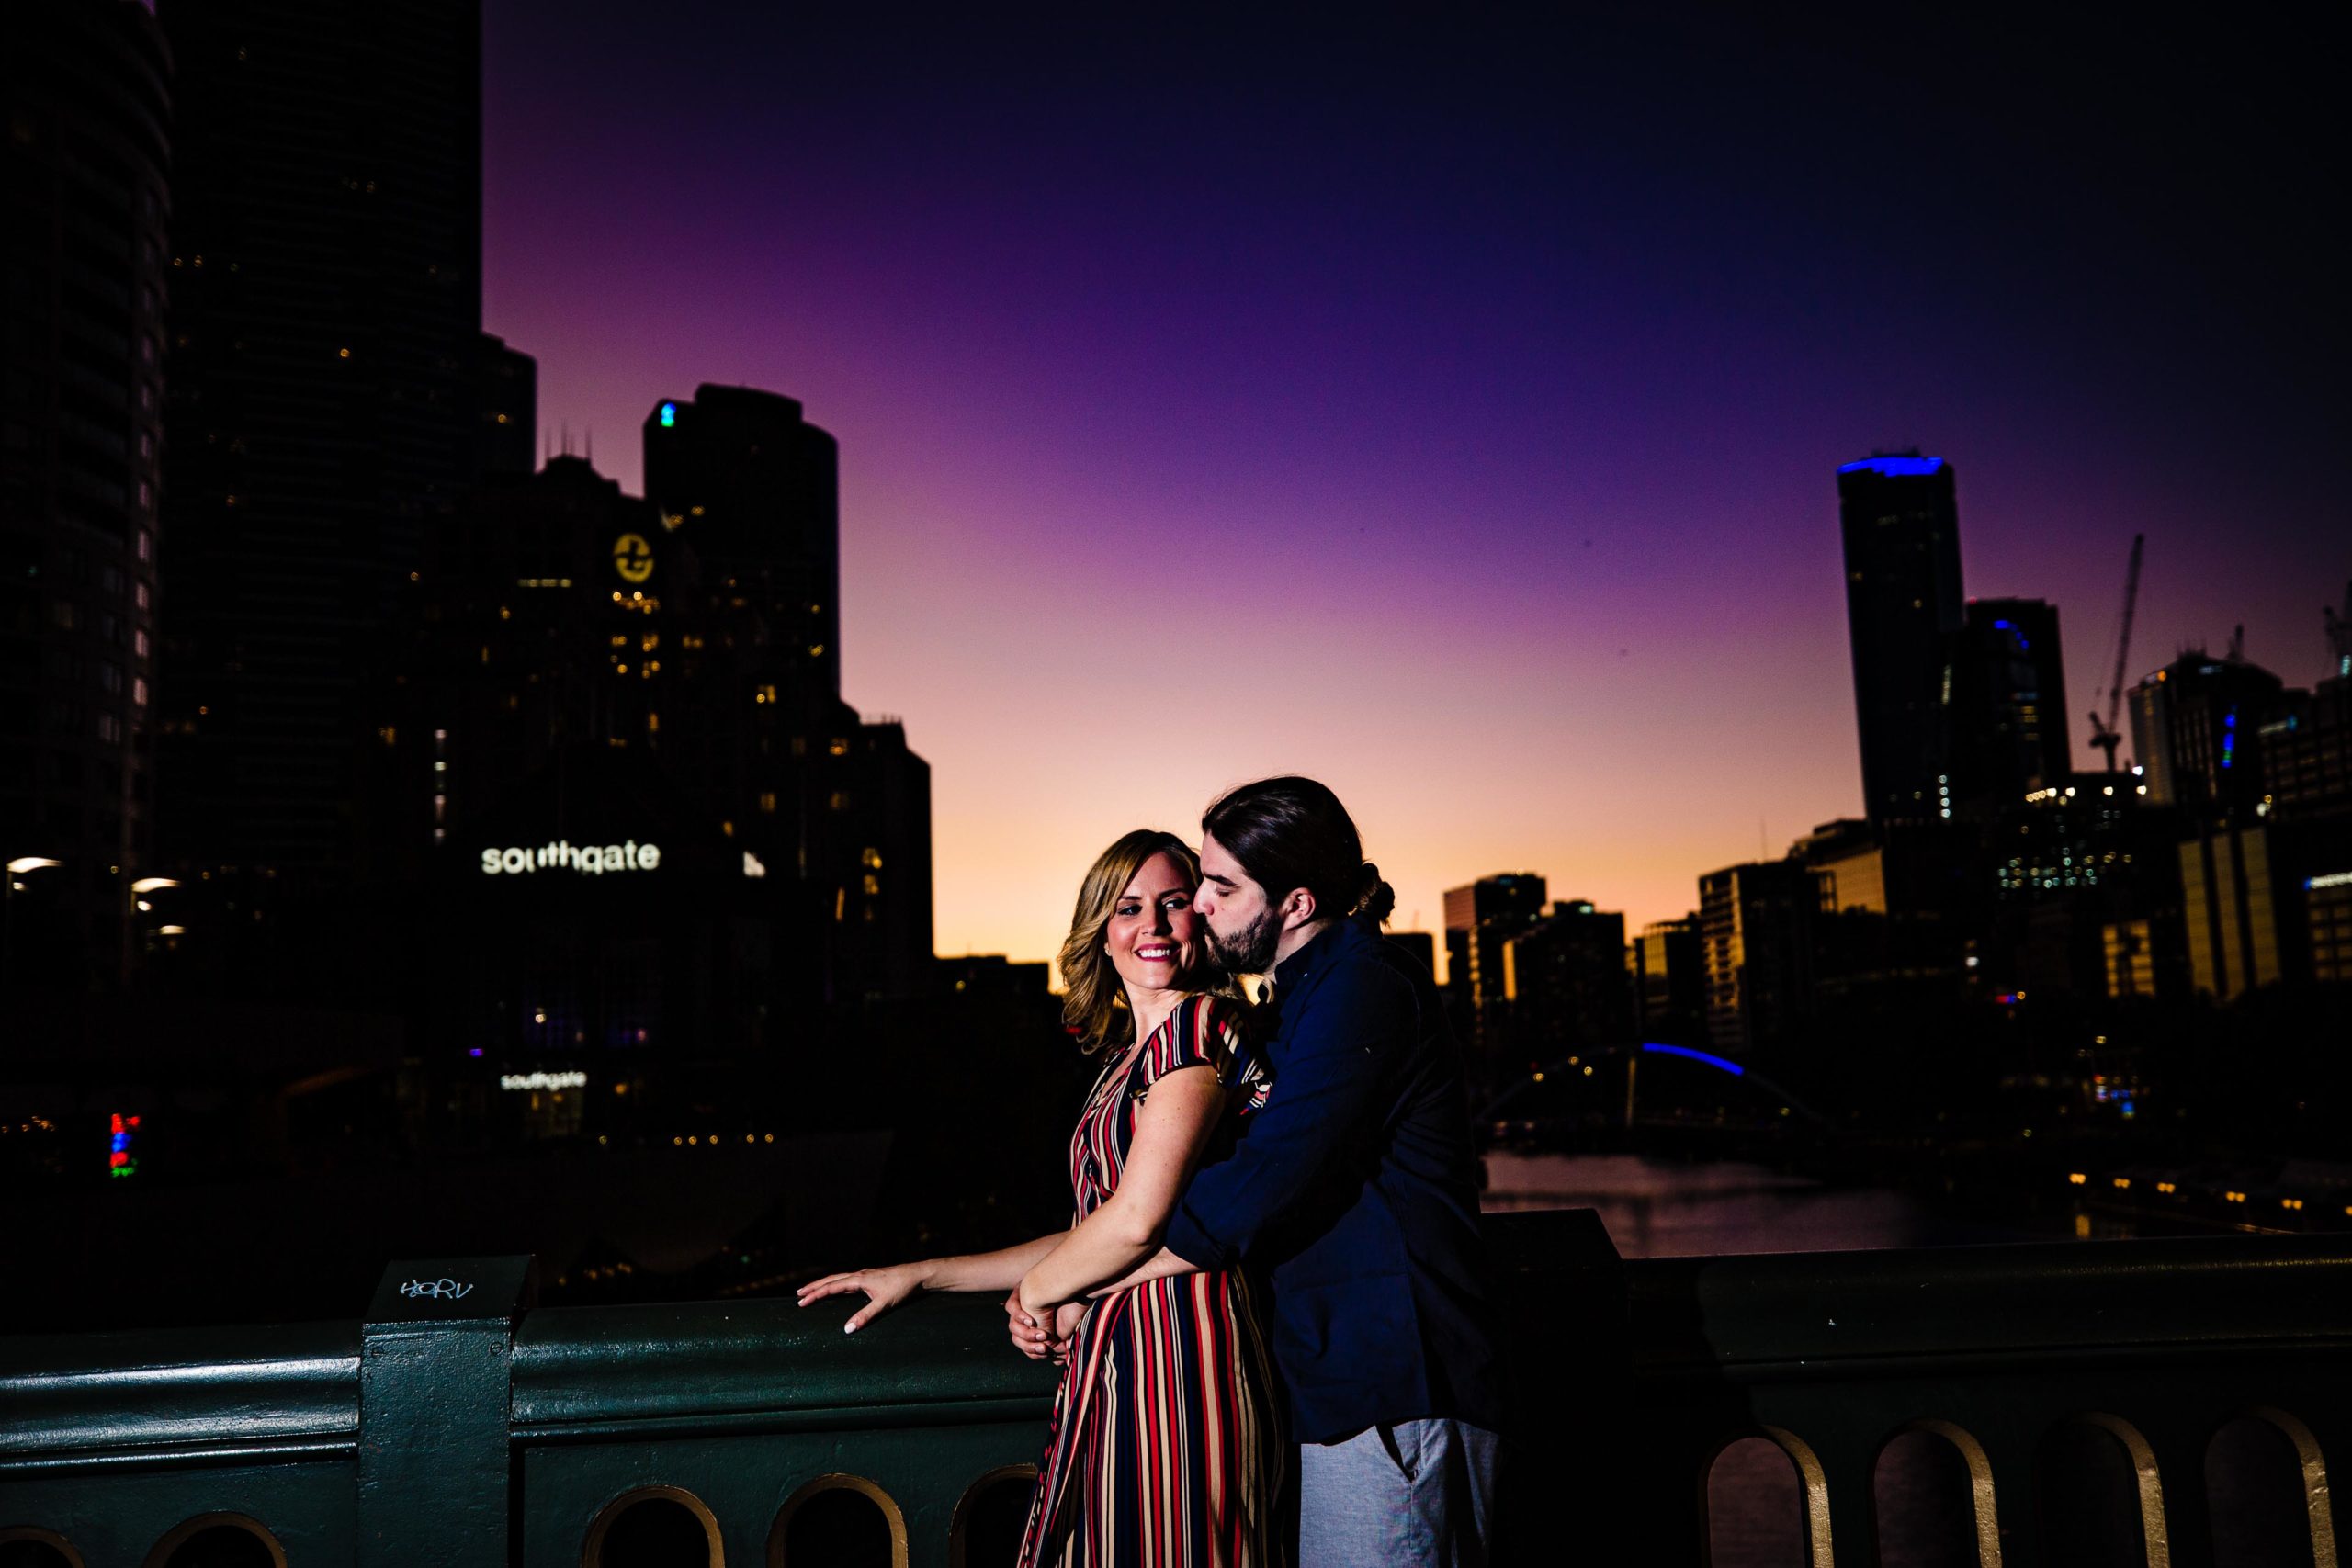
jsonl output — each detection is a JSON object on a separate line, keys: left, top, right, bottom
{"left": 1298, "top": 1417, "right": 1499, "bottom": 1568}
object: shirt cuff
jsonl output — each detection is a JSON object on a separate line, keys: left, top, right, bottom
{"left": 1162, "top": 1201, "right": 1233, "bottom": 1270}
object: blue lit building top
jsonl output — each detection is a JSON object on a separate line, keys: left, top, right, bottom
{"left": 1839, "top": 455, "right": 1947, "bottom": 479}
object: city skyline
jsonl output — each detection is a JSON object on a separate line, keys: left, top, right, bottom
{"left": 479, "top": 5, "right": 2345, "bottom": 968}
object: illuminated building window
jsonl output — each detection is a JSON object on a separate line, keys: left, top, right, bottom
{"left": 759, "top": 792, "right": 778, "bottom": 814}
{"left": 829, "top": 738, "right": 851, "bottom": 757}
{"left": 647, "top": 712, "right": 660, "bottom": 733}
{"left": 861, "top": 847, "right": 883, "bottom": 869}
{"left": 134, "top": 628, "right": 149, "bottom": 659}
{"left": 863, "top": 874, "right": 880, "bottom": 896}
{"left": 829, "top": 791, "right": 852, "bottom": 812}
{"left": 755, "top": 684, "right": 777, "bottom": 705}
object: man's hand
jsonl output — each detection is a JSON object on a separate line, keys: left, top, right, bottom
{"left": 1050, "top": 1300, "right": 1088, "bottom": 1364}
{"left": 795, "top": 1263, "right": 926, "bottom": 1334}
{"left": 1005, "top": 1287, "right": 1054, "bottom": 1359}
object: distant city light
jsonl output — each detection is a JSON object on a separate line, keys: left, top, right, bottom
{"left": 109, "top": 1112, "right": 141, "bottom": 1179}
{"left": 500, "top": 1071, "right": 587, "bottom": 1092}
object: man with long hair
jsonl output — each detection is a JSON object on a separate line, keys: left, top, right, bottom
{"left": 1170, "top": 776, "right": 1503, "bottom": 1567}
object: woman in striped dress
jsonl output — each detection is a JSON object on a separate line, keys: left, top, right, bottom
{"left": 799, "top": 829, "right": 1284, "bottom": 1567}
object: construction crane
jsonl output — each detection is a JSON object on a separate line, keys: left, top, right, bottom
{"left": 2087, "top": 533, "right": 2145, "bottom": 773}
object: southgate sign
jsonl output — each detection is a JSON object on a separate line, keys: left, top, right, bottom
{"left": 481, "top": 839, "right": 661, "bottom": 876}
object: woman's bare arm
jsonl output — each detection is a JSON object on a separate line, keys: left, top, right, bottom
{"left": 797, "top": 1229, "right": 1067, "bottom": 1333}
{"left": 1017, "top": 1065, "right": 1227, "bottom": 1320}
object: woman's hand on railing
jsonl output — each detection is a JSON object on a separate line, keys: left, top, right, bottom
{"left": 796, "top": 1263, "right": 929, "bottom": 1334}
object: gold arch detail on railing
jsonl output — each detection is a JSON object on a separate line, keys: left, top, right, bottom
{"left": 2070, "top": 1412, "right": 2171, "bottom": 1568}
{"left": 2239, "top": 1404, "right": 2337, "bottom": 1568}
{"left": 582, "top": 1484, "right": 725, "bottom": 1568}
{"left": 140, "top": 1514, "right": 288, "bottom": 1568}
{"left": 1758, "top": 1426, "right": 1835, "bottom": 1567}
{"left": 767, "top": 1472, "right": 909, "bottom": 1568}
{"left": 0, "top": 1526, "right": 85, "bottom": 1568}
{"left": 951, "top": 1462, "right": 1039, "bottom": 1568}
{"left": 1885, "top": 1418, "right": 2003, "bottom": 1568}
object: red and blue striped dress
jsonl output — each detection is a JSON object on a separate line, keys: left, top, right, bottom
{"left": 1018, "top": 993, "right": 1285, "bottom": 1568}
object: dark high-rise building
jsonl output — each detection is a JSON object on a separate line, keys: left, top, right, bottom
{"left": 1697, "top": 859, "right": 1814, "bottom": 1054}
{"left": 1838, "top": 455, "right": 1964, "bottom": 824}
{"left": 477, "top": 333, "right": 536, "bottom": 480}
{"left": 2260, "top": 674, "right": 2351, "bottom": 821}
{"left": 1500, "top": 899, "right": 1631, "bottom": 1055}
{"left": 1384, "top": 929, "right": 1437, "bottom": 980}
{"left": 1951, "top": 597, "right": 2072, "bottom": 810}
{"left": 2, "top": 0, "right": 173, "bottom": 988}
{"left": 2128, "top": 652, "right": 2285, "bottom": 815}
{"left": 1984, "top": 776, "right": 2187, "bottom": 1003}
{"left": 1629, "top": 916, "right": 1704, "bottom": 1044}
{"left": 154, "top": 0, "right": 482, "bottom": 885}
{"left": 643, "top": 386, "right": 840, "bottom": 705}
{"left": 1442, "top": 872, "right": 1545, "bottom": 1050}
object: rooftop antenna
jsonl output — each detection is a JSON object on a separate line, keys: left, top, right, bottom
{"left": 2225, "top": 623, "right": 2245, "bottom": 663}
{"left": 2087, "top": 533, "right": 2145, "bottom": 773}
{"left": 585, "top": 427, "right": 594, "bottom": 465}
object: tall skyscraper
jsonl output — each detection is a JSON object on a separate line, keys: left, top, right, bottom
{"left": 1442, "top": 872, "right": 1545, "bottom": 1050}
{"left": 1629, "top": 916, "right": 1704, "bottom": 1044}
{"left": 2, "top": 0, "right": 173, "bottom": 988}
{"left": 154, "top": 0, "right": 482, "bottom": 885}
{"left": 1951, "top": 597, "right": 2071, "bottom": 812}
{"left": 477, "top": 333, "right": 536, "bottom": 480}
{"left": 1500, "top": 899, "right": 1631, "bottom": 1055}
{"left": 1697, "top": 859, "right": 1814, "bottom": 1054}
{"left": 2128, "top": 652, "right": 2285, "bottom": 815}
{"left": 643, "top": 386, "right": 840, "bottom": 705}
{"left": 1838, "top": 455, "right": 1963, "bottom": 824}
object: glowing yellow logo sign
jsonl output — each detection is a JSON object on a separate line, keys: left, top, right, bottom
{"left": 613, "top": 533, "right": 655, "bottom": 585}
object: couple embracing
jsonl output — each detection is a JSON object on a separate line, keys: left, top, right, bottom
{"left": 800, "top": 777, "right": 1503, "bottom": 1567}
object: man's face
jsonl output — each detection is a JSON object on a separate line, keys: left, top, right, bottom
{"left": 1195, "top": 830, "right": 1281, "bottom": 975}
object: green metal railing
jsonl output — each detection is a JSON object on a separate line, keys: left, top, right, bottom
{"left": 4, "top": 1215, "right": 2346, "bottom": 1566}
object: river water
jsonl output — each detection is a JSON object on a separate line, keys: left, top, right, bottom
{"left": 1477, "top": 1149, "right": 2053, "bottom": 1258}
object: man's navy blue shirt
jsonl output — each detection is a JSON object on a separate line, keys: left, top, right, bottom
{"left": 1164, "top": 915, "right": 1503, "bottom": 1445}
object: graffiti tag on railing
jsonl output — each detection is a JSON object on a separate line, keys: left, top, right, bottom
{"left": 398, "top": 1278, "right": 475, "bottom": 1302}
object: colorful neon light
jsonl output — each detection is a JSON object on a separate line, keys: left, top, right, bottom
{"left": 109, "top": 1112, "right": 141, "bottom": 1179}
{"left": 1640, "top": 1042, "right": 1745, "bottom": 1076}
{"left": 1838, "top": 456, "right": 1946, "bottom": 479}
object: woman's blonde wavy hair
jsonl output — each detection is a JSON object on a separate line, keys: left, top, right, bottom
{"left": 1057, "top": 829, "right": 1238, "bottom": 1055}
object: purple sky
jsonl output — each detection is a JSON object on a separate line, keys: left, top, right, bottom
{"left": 481, "top": 6, "right": 2347, "bottom": 969}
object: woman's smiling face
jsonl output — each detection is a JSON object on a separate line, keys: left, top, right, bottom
{"left": 1102, "top": 849, "right": 1202, "bottom": 994}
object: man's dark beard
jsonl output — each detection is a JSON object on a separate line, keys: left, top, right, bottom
{"left": 1207, "top": 908, "right": 1279, "bottom": 975}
